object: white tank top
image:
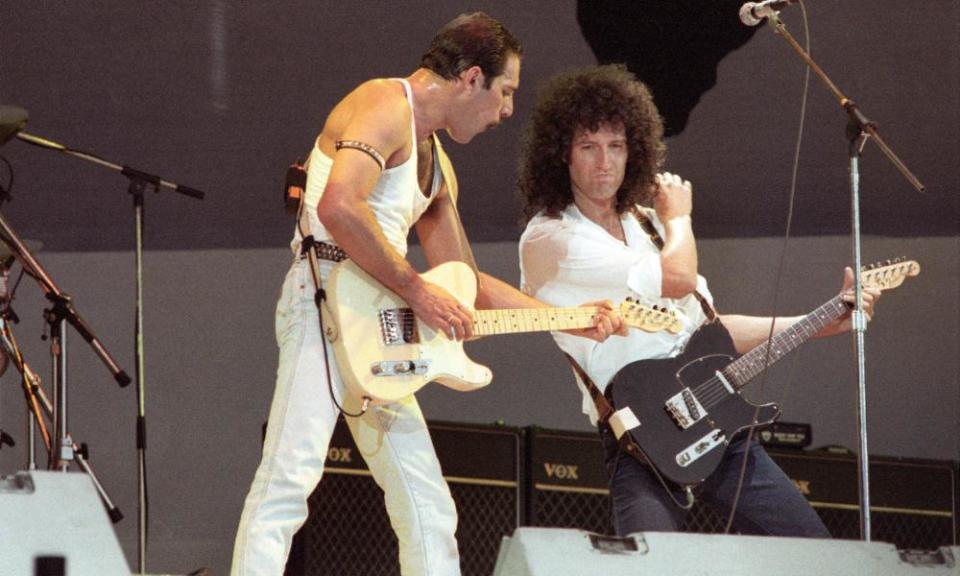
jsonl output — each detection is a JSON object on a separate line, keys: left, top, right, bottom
{"left": 293, "top": 79, "right": 440, "bottom": 257}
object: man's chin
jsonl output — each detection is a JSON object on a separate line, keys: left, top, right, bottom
{"left": 445, "top": 127, "right": 475, "bottom": 144}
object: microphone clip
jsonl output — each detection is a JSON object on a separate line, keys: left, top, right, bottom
{"left": 739, "top": 0, "right": 794, "bottom": 27}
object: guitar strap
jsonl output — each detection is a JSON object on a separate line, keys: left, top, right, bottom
{"left": 563, "top": 353, "right": 644, "bottom": 458}
{"left": 432, "top": 135, "right": 483, "bottom": 286}
{"left": 630, "top": 207, "right": 717, "bottom": 322}
{"left": 564, "top": 352, "right": 696, "bottom": 509}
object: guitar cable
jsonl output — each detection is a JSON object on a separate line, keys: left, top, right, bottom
{"left": 610, "top": 435, "right": 696, "bottom": 512}
{"left": 296, "top": 194, "right": 369, "bottom": 419}
{"left": 723, "top": 0, "right": 812, "bottom": 535}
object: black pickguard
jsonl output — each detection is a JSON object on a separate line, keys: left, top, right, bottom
{"left": 610, "top": 321, "right": 781, "bottom": 487}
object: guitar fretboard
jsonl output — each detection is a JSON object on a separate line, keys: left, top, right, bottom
{"left": 717, "top": 259, "right": 919, "bottom": 390}
{"left": 722, "top": 296, "right": 849, "bottom": 389}
{"left": 472, "top": 307, "right": 601, "bottom": 336}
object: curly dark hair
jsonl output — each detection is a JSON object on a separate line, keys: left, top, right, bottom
{"left": 420, "top": 12, "right": 523, "bottom": 89}
{"left": 518, "top": 65, "right": 665, "bottom": 221}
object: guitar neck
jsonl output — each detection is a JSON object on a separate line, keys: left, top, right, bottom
{"left": 472, "top": 307, "right": 602, "bottom": 336}
{"left": 722, "top": 295, "right": 849, "bottom": 390}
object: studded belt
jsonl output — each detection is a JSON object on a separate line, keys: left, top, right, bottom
{"left": 299, "top": 237, "right": 348, "bottom": 262}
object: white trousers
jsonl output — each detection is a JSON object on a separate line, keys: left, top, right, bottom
{"left": 232, "top": 260, "right": 460, "bottom": 576}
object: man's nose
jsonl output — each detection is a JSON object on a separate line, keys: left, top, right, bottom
{"left": 598, "top": 148, "right": 612, "bottom": 168}
{"left": 500, "top": 98, "right": 514, "bottom": 119}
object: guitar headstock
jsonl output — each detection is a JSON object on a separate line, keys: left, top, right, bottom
{"left": 620, "top": 300, "right": 683, "bottom": 334}
{"left": 862, "top": 258, "right": 921, "bottom": 291}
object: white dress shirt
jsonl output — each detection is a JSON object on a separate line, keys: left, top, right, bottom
{"left": 519, "top": 203, "right": 714, "bottom": 424}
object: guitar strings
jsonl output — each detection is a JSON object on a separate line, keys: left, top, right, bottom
{"left": 686, "top": 296, "right": 851, "bottom": 411}
{"left": 691, "top": 376, "right": 729, "bottom": 409}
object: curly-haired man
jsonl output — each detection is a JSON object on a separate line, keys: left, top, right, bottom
{"left": 518, "top": 65, "right": 878, "bottom": 537}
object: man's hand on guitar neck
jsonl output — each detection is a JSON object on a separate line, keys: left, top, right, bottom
{"left": 815, "top": 266, "right": 881, "bottom": 338}
{"left": 562, "top": 300, "right": 627, "bottom": 343}
{"left": 721, "top": 267, "right": 883, "bottom": 353}
{"left": 405, "top": 273, "right": 626, "bottom": 344}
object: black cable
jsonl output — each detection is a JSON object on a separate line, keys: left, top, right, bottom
{"left": 0, "top": 154, "right": 13, "bottom": 207}
{"left": 618, "top": 439, "right": 695, "bottom": 513}
{"left": 295, "top": 198, "right": 368, "bottom": 419}
{"left": 723, "top": 0, "right": 812, "bottom": 535}
{"left": 307, "top": 250, "right": 367, "bottom": 419}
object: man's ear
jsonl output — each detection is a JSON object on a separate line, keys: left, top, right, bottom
{"left": 459, "top": 65, "right": 485, "bottom": 92}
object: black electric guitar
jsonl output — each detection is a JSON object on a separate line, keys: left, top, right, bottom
{"left": 609, "top": 259, "right": 920, "bottom": 487}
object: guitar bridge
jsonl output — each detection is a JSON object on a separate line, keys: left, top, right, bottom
{"left": 379, "top": 308, "right": 417, "bottom": 345}
{"left": 665, "top": 387, "right": 707, "bottom": 430}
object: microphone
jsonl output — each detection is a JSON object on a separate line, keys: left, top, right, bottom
{"left": 0, "top": 106, "right": 28, "bottom": 147}
{"left": 739, "top": 0, "right": 794, "bottom": 26}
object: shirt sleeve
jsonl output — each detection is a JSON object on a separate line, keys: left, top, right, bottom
{"left": 520, "top": 214, "right": 659, "bottom": 307}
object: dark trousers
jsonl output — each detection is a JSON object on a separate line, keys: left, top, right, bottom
{"left": 600, "top": 425, "right": 831, "bottom": 538}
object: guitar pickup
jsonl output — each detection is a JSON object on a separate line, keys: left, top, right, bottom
{"left": 665, "top": 387, "right": 707, "bottom": 430}
{"left": 370, "top": 360, "right": 430, "bottom": 377}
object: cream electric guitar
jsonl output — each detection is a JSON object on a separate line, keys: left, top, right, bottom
{"left": 326, "top": 259, "right": 681, "bottom": 404}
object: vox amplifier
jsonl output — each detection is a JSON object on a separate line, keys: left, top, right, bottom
{"left": 285, "top": 417, "right": 522, "bottom": 576}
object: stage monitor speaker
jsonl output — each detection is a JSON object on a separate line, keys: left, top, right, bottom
{"left": 0, "top": 471, "right": 130, "bottom": 576}
{"left": 492, "top": 527, "right": 960, "bottom": 576}
{"left": 285, "top": 417, "right": 522, "bottom": 576}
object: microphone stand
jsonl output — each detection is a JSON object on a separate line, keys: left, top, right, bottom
{"left": 14, "top": 131, "right": 206, "bottom": 574}
{"left": 0, "top": 314, "right": 123, "bottom": 521}
{"left": 0, "top": 213, "right": 131, "bottom": 390}
{"left": 0, "top": 213, "right": 129, "bottom": 514}
{"left": 757, "top": 10, "right": 925, "bottom": 541}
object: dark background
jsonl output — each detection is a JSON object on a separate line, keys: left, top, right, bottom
{"left": 1, "top": 1, "right": 956, "bottom": 251}
{"left": 1, "top": 2, "right": 957, "bottom": 575}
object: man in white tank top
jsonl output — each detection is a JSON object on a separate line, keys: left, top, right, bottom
{"left": 232, "top": 13, "right": 623, "bottom": 576}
